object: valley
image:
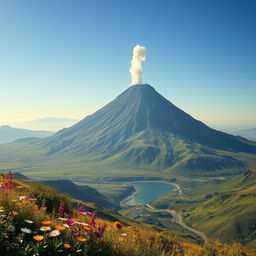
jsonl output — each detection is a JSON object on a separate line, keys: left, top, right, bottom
{"left": 14, "top": 168, "right": 256, "bottom": 250}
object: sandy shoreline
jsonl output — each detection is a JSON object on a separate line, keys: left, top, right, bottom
{"left": 120, "top": 186, "right": 141, "bottom": 207}
{"left": 119, "top": 180, "right": 182, "bottom": 207}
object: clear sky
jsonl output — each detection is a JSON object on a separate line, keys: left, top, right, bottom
{"left": 0, "top": 0, "right": 255, "bottom": 130}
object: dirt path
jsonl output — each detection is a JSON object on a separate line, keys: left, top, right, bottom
{"left": 146, "top": 204, "right": 208, "bottom": 244}
{"left": 164, "top": 209, "right": 208, "bottom": 244}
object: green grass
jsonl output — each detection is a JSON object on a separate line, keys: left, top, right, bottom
{"left": 119, "top": 205, "right": 203, "bottom": 244}
{"left": 151, "top": 169, "right": 256, "bottom": 248}
{"left": 74, "top": 182, "right": 135, "bottom": 203}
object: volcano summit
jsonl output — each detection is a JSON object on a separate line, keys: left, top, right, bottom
{"left": 15, "top": 83, "right": 252, "bottom": 177}
{"left": 1, "top": 84, "right": 256, "bottom": 178}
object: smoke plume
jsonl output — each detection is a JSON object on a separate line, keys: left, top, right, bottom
{"left": 129, "top": 45, "right": 146, "bottom": 85}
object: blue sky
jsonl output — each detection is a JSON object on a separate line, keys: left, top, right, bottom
{"left": 0, "top": 0, "right": 255, "bottom": 129}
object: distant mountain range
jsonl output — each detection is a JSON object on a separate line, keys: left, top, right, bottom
{"left": 13, "top": 117, "right": 79, "bottom": 132}
{"left": 235, "top": 128, "right": 256, "bottom": 142}
{"left": 0, "top": 84, "right": 255, "bottom": 178}
{"left": 0, "top": 125, "right": 53, "bottom": 144}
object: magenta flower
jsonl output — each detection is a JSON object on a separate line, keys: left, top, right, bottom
{"left": 57, "top": 202, "right": 65, "bottom": 217}
{"left": 71, "top": 231, "right": 79, "bottom": 236}
{"left": 65, "top": 219, "right": 76, "bottom": 226}
{"left": 94, "top": 231, "right": 104, "bottom": 237}
{"left": 79, "top": 211, "right": 93, "bottom": 216}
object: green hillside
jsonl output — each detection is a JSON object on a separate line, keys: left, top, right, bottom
{"left": 41, "top": 180, "right": 117, "bottom": 210}
{"left": 151, "top": 169, "right": 256, "bottom": 248}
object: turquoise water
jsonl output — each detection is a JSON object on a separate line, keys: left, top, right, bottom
{"left": 124, "top": 182, "right": 174, "bottom": 205}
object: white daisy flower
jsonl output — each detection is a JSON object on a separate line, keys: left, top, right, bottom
{"left": 24, "top": 220, "right": 33, "bottom": 224}
{"left": 19, "top": 196, "right": 27, "bottom": 201}
{"left": 21, "top": 227, "right": 32, "bottom": 234}
{"left": 49, "top": 229, "right": 60, "bottom": 237}
{"left": 40, "top": 226, "right": 51, "bottom": 232}
{"left": 76, "top": 222, "right": 88, "bottom": 226}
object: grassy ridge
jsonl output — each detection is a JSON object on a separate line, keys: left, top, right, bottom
{"left": 151, "top": 169, "right": 256, "bottom": 248}
{"left": 0, "top": 172, "right": 255, "bottom": 255}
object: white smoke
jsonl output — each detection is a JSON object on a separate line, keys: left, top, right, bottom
{"left": 129, "top": 45, "right": 146, "bottom": 85}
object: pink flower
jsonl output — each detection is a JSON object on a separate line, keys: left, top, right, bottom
{"left": 94, "top": 231, "right": 104, "bottom": 237}
{"left": 71, "top": 231, "right": 79, "bottom": 236}
{"left": 89, "top": 212, "right": 96, "bottom": 227}
{"left": 79, "top": 211, "right": 93, "bottom": 216}
{"left": 65, "top": 219, "right": 76, "bottom": 226}
{"left": 57, "top": 202, "right": 65, "bottom": 217}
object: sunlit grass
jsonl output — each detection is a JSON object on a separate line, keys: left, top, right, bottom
{"left": 0, "top": 171, "right": 254, "bottom": 256}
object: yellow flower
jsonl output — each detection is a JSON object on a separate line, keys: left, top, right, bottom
{"left": 40, "top": 226, "right": 51, "bottom": 231}
{"left": 33, "top": 235, "right": 44, "bottom": 241}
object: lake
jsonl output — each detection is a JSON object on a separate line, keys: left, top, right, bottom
{"left": 124, "top": 182, "right": 174, "bottom": 205}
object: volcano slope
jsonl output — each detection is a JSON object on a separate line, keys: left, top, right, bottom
{"left": 0, "top": 84, "right": 256, "bottom": 178}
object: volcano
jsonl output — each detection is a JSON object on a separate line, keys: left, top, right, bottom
{"left": 37, "top": 84, "right": 256, "bottom": 175}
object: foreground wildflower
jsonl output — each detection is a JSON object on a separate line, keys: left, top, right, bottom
{"left": 24, "top": 219, "right": 33, "bottom": 224}
{"left": 42, "top": 220, "right": 52, "bottom": 225}
{"left": 64, "top": 243, "right": 71, "bottom": 249}
{"left": 16, "top": 185, "right": 23, "bottom": 189}
{"left": 113, "top": 221, "right": 122, "bottom": 230}
{"left": 65, "top": 219, "right": 76, "bottom": 226}
{"left": 58, "top": 217, "right": 68, "bottom": 221}
{"left": 55, "top": 224, "right": 66, "bottom": 231}
{"left": 28, "top": 198, "right": 37, "bottom": 201}
{"left": 57, "top": 202, "right": 65, "bottom": 217}
{"left": 40, "top": 226, "right": 51, "bottom": 231}
{"left": 83, "top": 226, "right": 92, "bottom": 232}
{"left": 71, "top": 231, "right": 79, "bottom": 236}
{"left": 12, "top": 211, "right": 19, "bottom": 215}
{"left": 21, "top": 227, "right": 32, "bottom": 234}
{"left": 94, "top": 231, "right": 104, "bottom": 237}
{"left": 80, "top": 211, "right": 92, "bottom": 216}
{"left": 33, "top": 235, "right": 44, "bottom": 241}
{"left": 77, "top": 236, "right": 87, "bottom": 242}
{"left": 49, "top": 229, "right": 60, "bottom": 237}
